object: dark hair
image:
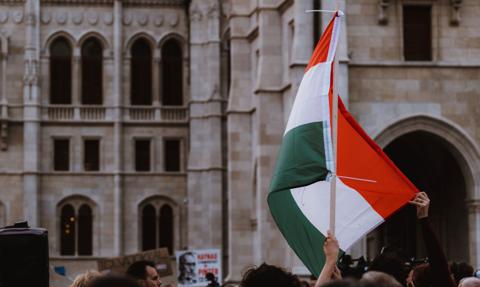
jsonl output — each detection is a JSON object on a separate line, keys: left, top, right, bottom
{"left": 88, "top": 275, "right": 140, "bottom": 287}
{"left": 450, "top": 262, "right": 474, "bottom": 284}
{"left": 205, "top": 272, "right": 216, "bottom": 282}
{"left": 126, "top": 260, "right": 156, "bottom": 280}
{"left": 411, "top": 263, "right": 430, "bottom": 287}
{"left": 369, "top": 252, "right": 406, "bottom": 284}
{"left": 240, "top": 263, "right": 302, "bottom": 287}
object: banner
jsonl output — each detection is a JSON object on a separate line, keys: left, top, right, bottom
{"left": 97, "top": 248, "right": 173, "bottom": 277}
{"left": 176, "top": 249, "right": 221, "bottom": 287}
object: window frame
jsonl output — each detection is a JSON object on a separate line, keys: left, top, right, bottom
{"left": 80, "top": 37, "right": 104, "bottom": 105}
{"left": 133, "top": 137, "right": 154, "bottom": 172}
{"left": 82, "top": 137, "right": 102, "bottom": 172}
{"left": 163, "top": 138, "right": 182, "bottom": 172}
{"left": 57, "top": 197, "right": 96, "bottom": 257}
{"left": 400, "top": 2, "right": 436, "bottom": 62}
{"left": 52, "top": 137, "right": 71, "bottom": 172}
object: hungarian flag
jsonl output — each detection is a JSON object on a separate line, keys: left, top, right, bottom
{"left": 268, "top": 11, "right": 418, "bottom": 276}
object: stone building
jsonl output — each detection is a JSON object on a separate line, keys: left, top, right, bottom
{"left": 0, "top": 0, "right": 479, "bottom": 286}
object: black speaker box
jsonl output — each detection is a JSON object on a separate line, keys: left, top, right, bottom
{"left": 0, "top": 222, "right": 49, "bottom": 287}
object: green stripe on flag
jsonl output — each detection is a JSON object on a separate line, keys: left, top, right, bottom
{"left": 268, "top": 189, "right": 328, "bottom": 277}
{"left": 270, "top": 122, "right": 330, "bottom": 193}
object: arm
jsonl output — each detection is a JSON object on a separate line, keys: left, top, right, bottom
{"left": 410, "top": 192, "right": 455, "bottom": 287}
{"left": 315, "top": 231, "right": 340, "bottom": 287}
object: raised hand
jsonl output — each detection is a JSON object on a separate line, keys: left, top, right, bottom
{"left": 323, "top": 230, "right": 339, "bottom": 263}
{"left": 409, "top": 191, "right": 430, "bottom": 219}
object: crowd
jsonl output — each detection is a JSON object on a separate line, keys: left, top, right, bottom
{"left": 68, "top": 192, "right": 479, "bottom": 287}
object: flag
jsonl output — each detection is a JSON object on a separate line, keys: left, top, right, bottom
{"left": 268, "top": 11, "right": 418, "bottom": 276}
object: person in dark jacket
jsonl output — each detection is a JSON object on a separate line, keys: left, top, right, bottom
{"left": 407, "top": 192, "right": 455, "bottom": 287}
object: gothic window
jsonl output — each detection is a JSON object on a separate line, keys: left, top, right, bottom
{"left": 140, "top": 200, "right": 174, "bottom": 254}
{"left": 50, "top": 37, "right": 72, "bottom": 104}
{"left": 77, "top": 205, "right": 93, "bottom": 255}
{"left": 161, "top": 39, "right": 183, "bottom": 106}
{"left": 59, "top": 199, "right": 94, "bottom": 256}
{"left": 164, "top": 139, "right": 180, "bottom": 172}
{"left": 81, "top": 38, "right": 103, "bottom": 105}
{"left": 131, "top": 38, "right": 152, "bottom": 105}
{"left": 84, "top": 139, "right": 100, "bottom": 171}
{"left": 159, "top": 205, "right": 173, "bottom": 254}
{"left": 54, "top": 139, "right": 70, "bottom": 171}
{"left": 141, "top": 204, "right": 156, "bottom": 251}
{"left": 403, "top": 5, "right": 432, "bottom": 61}
{"left": 60, "top": 204, "right": 75, "bottom": 255}
{"left": 135, "top": 139, "right": 151, "bottom": 172}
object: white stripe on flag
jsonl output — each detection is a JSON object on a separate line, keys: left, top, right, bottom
{"left": 290, "top": 178, "right": 384, "bottom": 250}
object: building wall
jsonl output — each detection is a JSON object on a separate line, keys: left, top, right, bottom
{"left": 0, "top": 0, "right": 479, "bottom": 286}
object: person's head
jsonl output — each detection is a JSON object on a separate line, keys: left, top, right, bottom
{"left": 205, "top": 272, "right": 216, "bottom": 282}
{"left": 361, "top": 271, "right": 402, "bottom": 287}
{"left": 87, "top": 275, "right": 140, "bottom": 287}
{"left": 406, "top": 263, "right": 430, "bottom": 287}
{"left": 70, "top": 270, "right": 101, "bottom": 287}
{"left": 451, "top": 262, "right": 475, "bottom": 285}
{"left": 369, "top": 252, "right": 406, "bottom": 284}
{"left": 179, "top": 252, "right": 196, "bottom": 276}
{"left": 240, "top": 263, "right": 302, "bottom": 287}
{"left": 459, "top": 277, "right": 480, "bottom": 287}
{"left": 126, "top": 261, "right": 161, "bottom": 287}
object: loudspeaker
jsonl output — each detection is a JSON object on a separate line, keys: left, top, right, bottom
{"left": 0, "top": 222, "right": 49, "bottom": 287}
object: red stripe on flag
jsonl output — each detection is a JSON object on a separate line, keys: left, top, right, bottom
{"left": 305, "top": 12, "right": 338, "bottom": 72}
{"left": 336, "top": 97, "right": 418, "bottom": 219}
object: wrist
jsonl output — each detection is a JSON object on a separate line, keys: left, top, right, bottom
{"left": 325, "top": 257, "right": 337, "bottom": 264}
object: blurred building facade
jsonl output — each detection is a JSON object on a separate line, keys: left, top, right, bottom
{"left": 0, "top": 0, "right": 479, "bottom": 286}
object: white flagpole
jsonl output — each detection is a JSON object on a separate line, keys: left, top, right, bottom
{"left": 307, "top": 7, "right": 342, "bottom": 236}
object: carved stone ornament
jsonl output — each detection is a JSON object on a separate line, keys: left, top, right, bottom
{"left": 123, "top": 13, "right": 132, "bottom": 25}
{"left": 168, "top": 12, "right": 179, "bottom": 27}
{"left": 0, "top": 12, "right": 8, "bottom": 24}
{"left": 136, "top": 13, "right": 148, "bottom": 26}
{"left": 450, "top": 0, "right": 463, "bottom": 26}
{"left": 190, "top": 4, "right": 202, "bottom": 22}
{"left": 11, "top": 10, "right": 24, "bottom": 24}
{"left": 154, "top": 15, "right": 164, "bottom": 27}
{"left": 207, "top": 2, "right": 219, "bottom": 19}
{"left": 378, "top": 0, "right": 389, "bottom": 25}
{"left": 87, "top": 12, "right": 98, "bottom": 25}
{"left": 41, "top": 11, "right": 51, "bottom": 24}
{"left": 72, "top": 11, "right": 83, "bottom": 25}
{"left": 55, "top": 11, "right": 68, "bottom": 25}
{"left": 103, "top": 12, "right": 113, "bottom": 25}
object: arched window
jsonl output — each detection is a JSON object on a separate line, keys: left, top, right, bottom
{"left": 60, "top": 204, "right": 76, "bottom": 255}
{"left": 140, "top": 200, "right": 175, "bottom": 253}
{"left": 50, "top": 37, "right": 72, "bottom": 104}
{"left": 159, "top": 205, "right": 173, "bottom": 253}
{"left": 161, "top": 39, "right": 183, "bottom": 106}
{"left": 59, "top": 199, "right": 94, "bottom": 256}
{"left": 142, "top": 204, "right": 156, "bottom": 251}
{"left": 131, "top": 38, "right": 152, "bottom": 105}
{"left": 81, "top": 38, "right": 103, "bottom": 105}
{"left": 77, "top": 204, "right": 93, "bottom": 255}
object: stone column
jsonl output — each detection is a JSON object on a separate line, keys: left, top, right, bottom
{"left": 23, "top": 0, "right": 41, "bottom": 226}
{"left": 187, "top": 0, "right": 223, "bottom": 249}
{"left": 467, "top": 200, "right": 480, "bottom": 267}
{"left": 254, "top": 1, "right": 287, "bottom": 267}
{"left": 113, "top": 0, "right": 124, "bottom": 256}
{"left": 224, "top": 1, "right": 255, "bottom": 282}
{"left": 153, "top": 51, "right": 161, "bottom": 106}
{"left": 73, "top": 52, "right": 81, "bottom": 119}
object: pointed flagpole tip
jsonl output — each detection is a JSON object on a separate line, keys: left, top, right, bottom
{"left": 305, "top": 10, "right": 345, "bottom": 16}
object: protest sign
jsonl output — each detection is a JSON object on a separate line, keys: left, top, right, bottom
{"left": 176, "top": 249, "right": 221, "bottom": 287}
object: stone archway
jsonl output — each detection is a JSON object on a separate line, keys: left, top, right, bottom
{"left": 368, "top": 115, "right": 480, "bottom": 266}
